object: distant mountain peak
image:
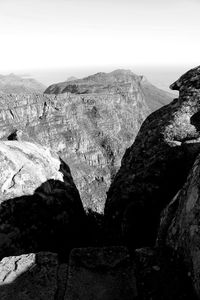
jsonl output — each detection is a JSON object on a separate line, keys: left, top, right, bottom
{"left": 0, "top": 73, "right": 46, "bottom": 94}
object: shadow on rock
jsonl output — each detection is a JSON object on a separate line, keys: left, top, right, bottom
{"left": 0, "top": 179, "right": 87, "bottom": 261}
{"left": 0, "top": 252, "right": 68, "bottom": 300}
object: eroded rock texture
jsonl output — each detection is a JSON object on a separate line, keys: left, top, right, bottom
{"left": 0, "top": 141, "right": 86, "bottom": 259}
{"left": 157, "top": 152, "right": 200, "bottom": 298}
{"left": 0, "top": 252, "right": 68, "bottom": 300}
{"left": 105, "top": 65, "right": 200, "bottom": 248}
{"left": 65, "top": 246, "right": 137, "bottom": 300}
{"left": 0, "top": 70, "right": 153, "bottom": 212}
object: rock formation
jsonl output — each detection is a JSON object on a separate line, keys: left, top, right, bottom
{"left": 0, "top": 73, "right": 46, "bottom": 94}
{"left": 0, "top": 252, "right": 68, "bottom": 300}
{"left": 44, "top": 69, "right": 174, "bottom": 112}
{"left": 157, "top": 91, "right": 200, "bottom": 297}
{"left": 105, "top": 65, "right": 200, "bottom": 248}
{"left": 0, "top": 70, "right": 153, "bottom": 213}
{"left": 1, "top": 66, "right": 200, "bottom": 299}
{"left": 0, "top": 141, "right": 86, "bottom": 259}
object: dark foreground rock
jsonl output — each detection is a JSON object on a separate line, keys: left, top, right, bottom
{"left": 65, "top": 246, "right": 137, "bottom": 300}
{"left": 157, "top": 151, "right": 200, "bottom": 298}
{"left": 134, "top": 247, "right": 196, "bottom": 300}
{"left": 0, "top": 252, "right": 68, "bottom": 300}
{"left": 0, "top": 247, "right": 196, "bottom": 300}
{"left": 0, "top": 141, "right": 86, "bottom": 259}
{"left": 105, "top": 65, "right": 200, "bottom": 248}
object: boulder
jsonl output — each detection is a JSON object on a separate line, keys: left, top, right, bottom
{"left": 65, "top": 246, "right": 137, "bottom": 300}
{"left": 158, "top": 152, "right": 200, "bottom": 298}
{"left": 0, "top": 252, "right": 68, "bottom": 300}
{"left": 0, "top": 141, "right": 86, "bottom": 259}
{"left": 105, "top": 65, "right": 200, "bottom": 248}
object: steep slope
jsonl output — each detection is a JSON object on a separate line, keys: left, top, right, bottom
{"left": 44, "top": 69, "right": 174, "bottom": 111}
{"left": 105, "top": 65, "right": 200, "bottom": 248}
{"left": 0, "top": 73, "right": 46, "bottom": 94}
{"left": 0, "top": 70, "right": 150, "bottom": 212}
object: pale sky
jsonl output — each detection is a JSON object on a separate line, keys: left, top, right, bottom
{"left": 0, "top": 0, "right": 200, "bottom": 85}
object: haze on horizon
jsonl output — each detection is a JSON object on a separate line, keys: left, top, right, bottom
{"left": 0, "top": 0, "right": 199, "bottom": 90}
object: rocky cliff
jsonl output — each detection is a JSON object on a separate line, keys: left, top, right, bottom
{"left": 45, "top": 69, "right": 174, "bottom": 112}
{"left": 1, "top": 66, "right": 200, "bottom": 299}
{"left": 0, "top": 70, "right": 152, "bottom": 213}
{"left": 105, "top": 65, "right": 200, "bottom": 248}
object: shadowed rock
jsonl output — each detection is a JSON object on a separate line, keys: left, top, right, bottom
{"left": 65, "top": 246, "right": 137, "bottom": 300}
{"left": 0, "top": 141, "right": 86, "bottom": 259}
{"left": 0, "top": 252, "right": 68, "bottom": 300}
{"left": 157, "top": 151, "right": 200, "bottom": 298}
{"left": 105, "top": 65, "right": 200, "bottom": 248}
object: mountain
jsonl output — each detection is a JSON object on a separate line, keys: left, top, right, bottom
{"left": 0, "top": 70, "right": 150, "bottom": 213}
{"left": 0, "top": 66, "right": 199, "bottom": 300}
{"left": 44, "top": 69, "right": 174, "bottom": 111}
{"left": 0, "top": 73, "right": 46, "bottom": 94}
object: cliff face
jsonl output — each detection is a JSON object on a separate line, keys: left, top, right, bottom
{"left": 156, "top": 66, "right": 200, "bottom": 297}
{"left": 0, "top": 70, "right": 151, "bottom": 212}
{"left": 0, "top": 67, "right": 200, "bottom": 299}
{"left": 105, "top": 66, "right": 200, "bottom": 248}
{"left": 45, "top": 69, "right": 174, "bottom": 112}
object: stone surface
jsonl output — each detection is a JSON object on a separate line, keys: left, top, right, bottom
{"left": 134, "top": 247, "right": 196, "bottom": 300}
{"left": 0, "top": 252, "right": 68, "bottom": 300}
{"left": 45, "top": 69, "right": 174, "bottom": 112}
{"left": 105, "top": 65, "right": 200, "bottom": 248}
{"left": 0, "top": 141, "right": 64, "bottom": 201}
{"left": 65, "top": 246, "right": 137, "bottom": 300}
{"left": 0, "top": 141, "right": 86, "bottom": 259}
{"left": 158, "top": 152, "right": 200, "bottom": 298}
{"left": 0, "top": 70, "right": 152, "bottom": 213}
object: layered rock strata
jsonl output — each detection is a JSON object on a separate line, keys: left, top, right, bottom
{"left": 0, "top": 70, "right": 151, "bottom": 212}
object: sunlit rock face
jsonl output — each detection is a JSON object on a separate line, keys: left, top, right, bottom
{"left": 0, "top": 252, "right": 68, "bottom": 300}
{"left": 105, "top": 65, "right": 200, "bottom": 248}
{"left": 0, "top": 70, "right": 153, "bottom": 212}
{"left": 0, "top": 141, "right": 86, "bottom": 259}
{"left": 0, "top": 141, "right": 64, "bottom": 201}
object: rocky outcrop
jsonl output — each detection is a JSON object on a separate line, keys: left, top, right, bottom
{"left": 66, "top": 246, "right": 137, "bottom": 300}
{"left": 0, "top": 70, "right": 151, "bottom": 212}
{"left": 0, "top": 141, "right": 86, "bottom": 259}
{"left": 0, "top": 141, "right": 64, "bottom": 200}
{"left": 45, "top": 69, "right": 174, "bottom": 112}
{"left": 0, "top": 73, "right": 46, "bottom": 94}
{"left": 157, "top": 152, "right": 200, "bottom": 297}
{"left": 0, "top": 252, "right": 68, "bottom": 300}
{"left": 134, "top": 247, "right": 196, "bottom": 299}
{"left": 0, "top": 247, "right": 195, "bottom": 300}
{"left": 105, "top": 65, "right": 200, "bottom": 248}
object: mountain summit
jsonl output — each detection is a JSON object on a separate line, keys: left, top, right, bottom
{"left": 44, "top": 69, "right": 174, "bottom": 111}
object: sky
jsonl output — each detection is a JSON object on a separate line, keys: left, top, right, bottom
{"left": 0, "top": 0, "right": 200, "bottom": 89}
